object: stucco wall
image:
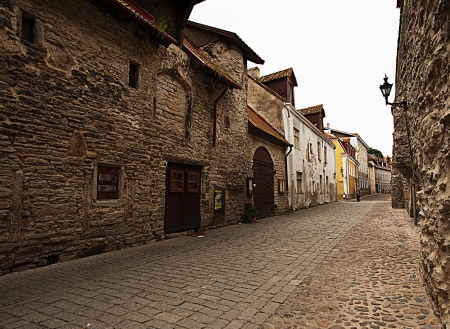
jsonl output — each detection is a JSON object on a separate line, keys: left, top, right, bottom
{"left": 393, "top": 0, "right": 450, "bottom": 326}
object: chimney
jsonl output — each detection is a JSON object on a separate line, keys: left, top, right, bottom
{"left": 326, "top": 123, "right": 330, "bottom": 128}
{"left": 247, "top": 67, "right": 260, "bottom": 79}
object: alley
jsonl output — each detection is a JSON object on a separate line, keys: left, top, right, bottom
{"left": 0, "top": 196, "right": 440, "bottom": 329}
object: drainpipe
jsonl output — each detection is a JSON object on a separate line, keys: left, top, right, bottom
{"left": 213, "top": 82, "right": 229, "bottom": 147}
{"left": 285, "top": 145, "right": 293, "bottom": 196}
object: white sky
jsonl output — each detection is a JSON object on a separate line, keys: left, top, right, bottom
{"left": 190, "top": 0, "right": 400, "bottom": 157}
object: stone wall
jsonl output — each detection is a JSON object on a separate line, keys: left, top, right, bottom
{"left": 0, "top": 0, "right": 252, "bottom": 274}
{"left": 393, "top": 0, "right": 450, "bottom": 326}
{"left": 248, "top": 138, "right": 289, "bottom": 216}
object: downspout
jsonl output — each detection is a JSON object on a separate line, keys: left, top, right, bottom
{"left": 285, "top": 145, "right": 293, "bottom": 196}
{"left": 283, "top": 103, "right": 294, "bottom": 210}
{"left": 213, "top": 82, "right": 229, "bottom": 147}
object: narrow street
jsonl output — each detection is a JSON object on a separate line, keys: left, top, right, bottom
{"left": 0, "top": 195, "right": 440, "bottom": 329}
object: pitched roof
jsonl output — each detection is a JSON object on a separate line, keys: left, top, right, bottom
{"left": 258, "top": 68, "right": 297, "bottom": 86}
{"left": 109, "top": 0, "right": 244, "bottom": 89}
{"left": 184, "top": 37, "right": 240, "bottom": 89}
{"left": 300, "top": 104, "right": 324, "bottom": 115}
{"left": 248, "top": 105, "right": 291, "bottom": 147}
{"left": 186, "top": 21, "right": 264, "bottom": 64}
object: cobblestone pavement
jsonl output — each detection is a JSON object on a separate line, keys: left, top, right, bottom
{"left": 0, "top": 195, "right": 441, "bottom": 329}
{"left": 263, "top": 194, "right": 441, "bottom": 329}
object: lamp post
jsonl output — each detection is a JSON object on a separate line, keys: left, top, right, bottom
{"left": 379, "top": 75, "right": 417, "bottom": 225}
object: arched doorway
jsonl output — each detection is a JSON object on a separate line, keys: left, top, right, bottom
{"left": 253, "top": 147, "right": 275, "bottom": 219}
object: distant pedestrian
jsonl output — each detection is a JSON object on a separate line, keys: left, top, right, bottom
{"left": 356, "top": 189, "right": 361, "bottom": 202}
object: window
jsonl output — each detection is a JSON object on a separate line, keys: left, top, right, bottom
{"left": 170, "top": 170, "right": 184, "bottom": 192}
{"left": 320, "top": 175, "right": 323, "bottom": 193}
{"left": 224, "top": 116, "right": 231, "bottom": 128}
{"left": 293, "top": 127, "right": 300, "bottom": 150}
{"left": 324, "top": 146, "right": 327, "bottom": 164}
{"left": 129, "top": 61, "right": 139, "bottom": 88}
{"left": 296, "top": 172, "right": 303, "bottom": 193}
{"left": 326, "top": 176, "right": 329, "bottom": 192}
{"left": 22, "top": 14, "right": 35, "bottom": 43}
{"left": 317, "top": 142, "right": 321, "bottom": 160}
{"left": 187, "top": 172, "right": 199, "bottom": 192}
{"left": 278, "top": 179, "right": 286, "bottom": 193}
{"left": 97, "top": 166, "right": 119, "bottom": 200}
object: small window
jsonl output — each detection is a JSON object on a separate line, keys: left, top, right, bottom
{"left": 296, "top": 172, "right": 303, "bottom": 193}
{"left": 324, "top": 146, "right": 327, "bottom": 164}
{"left": 129, "top": 62, "right": 139, "bottom": 88}
{"left": 224, "top": 116, "right": 231, "bottom": 128}
{"left": 278, "top": 179, "right": 286, "bottom": 193}
{"left": 320, "top": 175, "right": 323, "bottom": 192}
{"left": 22, "top": 14, "right": 35, "bottom": 43}
{"left": 97, "top": 166, "right": 119, "bottom": 200}
{"left": 293, "top": 127, "right": 300, "bottom": 150}
{"left": 317, "top": 142, "right": 321, "bottom": 160}
{"left": 170, "top": 170, "right": 184, "bottom": 192}
{"left": 187, "top": 172, "right": 199, "bottom": 192}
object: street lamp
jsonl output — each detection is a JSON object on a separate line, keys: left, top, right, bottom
{"left": 379, "top": 75, "right": 407, "bottom": 109}
{"left": 379, "top": 74, "right": 417, "bottom": 225}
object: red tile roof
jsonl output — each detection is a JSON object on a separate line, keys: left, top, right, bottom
{"left": 111, "top": 0, "right": 241, "bottom": 89}
{"left": 248, "top": 105, "right": 291, "bottom": 146}
{"left": 259, "top": 68, "right": 297, "bottom": 86}
{"left": 183, "top": 37, "right": 241, "bottom": 89}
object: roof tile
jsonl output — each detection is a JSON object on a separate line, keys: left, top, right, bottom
{"left": 300, "top": 104, "right": 324, "bottom": 115}
{"left": 248, "top": 106, "right": 291, "bottom": 146}
{"left": 259, "top": 68, "right": 296, "bottom": 85}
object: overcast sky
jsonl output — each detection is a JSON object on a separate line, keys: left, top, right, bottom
{"left": 190, "top": 0, "right": 400, "bottom": 157}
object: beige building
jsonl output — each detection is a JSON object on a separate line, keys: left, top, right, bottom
{"left": 248, "top": 68, "right": 336, "bottom": 210}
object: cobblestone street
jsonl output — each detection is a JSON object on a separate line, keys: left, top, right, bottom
{"left": 0, "top": 195, "right": 441, "bottom": 329}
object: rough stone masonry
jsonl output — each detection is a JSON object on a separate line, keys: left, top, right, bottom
{"left": 392, "top": 0, "right": 450, "bottom": 327}
{"left": 0, "top": 0, "right": 258, "bottom": 274}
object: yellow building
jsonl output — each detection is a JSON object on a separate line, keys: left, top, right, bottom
{"left": 327, "top": 134, "right": 358, "bottom": 200}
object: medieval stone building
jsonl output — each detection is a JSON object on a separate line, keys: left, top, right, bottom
{"left": 392, "top": 0, "right": 450, "bottom": 326}
{"left": 0, "top": 0, "right": 265, "bottom": 274}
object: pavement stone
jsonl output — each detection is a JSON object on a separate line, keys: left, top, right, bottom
{"left": 0, "top": 193, "right": 441, "bottom": 328}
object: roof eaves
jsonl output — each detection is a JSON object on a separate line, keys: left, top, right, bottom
{"left": 248, "top": 105, "right": 291, "bottom": 147}
{"left": 183, "top": 37, "right": 241, "bottom": 89}
{"left": 248, "top": 75, "right": 287, "bottom": 102}
{"left": 187, "top": 20, "right": 264, "bottom": 64}
{"left": 108, "top": 0, "right": 176, "bottom": 44}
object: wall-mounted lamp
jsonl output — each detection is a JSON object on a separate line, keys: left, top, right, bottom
{"left": 247, "top": 174, "right": 254, "bottom": 195}
{"left": 379, "top": 74, "right": 417, "bottom": 225}
{"left": 333, "top": 172, "right": 336, "bottom": 180}
{"left": 340, "top": 167, "right": 344, "bottom": 177}
{"left": 379, "top": 75, "right": 407, "bottom": 109}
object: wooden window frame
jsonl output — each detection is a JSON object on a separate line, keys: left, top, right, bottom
{"left": 170, "top": 170, "right": 184, "bottom": 192}
{"left": 187, "top": 171, "right": 200, "bottom": 192}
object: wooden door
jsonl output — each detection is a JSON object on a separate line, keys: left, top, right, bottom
{"left": 253, "top": 147, "right": 275, "bottom": 219}
{"left": 165, "top": 163, "right": 201, "bottom": 234}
